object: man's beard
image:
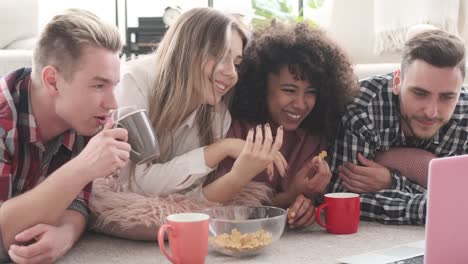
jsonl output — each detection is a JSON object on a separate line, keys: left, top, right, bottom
{"left": 400, "top": 113, "right": 446, "bottom": 140}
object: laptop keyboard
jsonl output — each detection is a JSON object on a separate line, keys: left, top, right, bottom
{"left": 387, "top": 255, "right": 424, "bottom": 264}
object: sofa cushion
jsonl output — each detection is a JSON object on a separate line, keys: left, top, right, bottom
{"left": 0, "top": 0, "right": 38, "bottom": 48}
{"left": 0, "top": 50, "right": 33, "bottom": 76}
{"left": 354, "top": 63, "right": 399, "bottom": 80}
{"left": 5, "top": 37, "right": 37, "bottom": 50}
{"left": 354, "top": 63, "right": 468, "bottom": 86}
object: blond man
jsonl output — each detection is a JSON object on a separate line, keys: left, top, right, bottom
{"left": 0, "top": 9, "right": 130, "bottom": 263}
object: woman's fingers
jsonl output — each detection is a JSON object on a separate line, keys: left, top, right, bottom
{"left": 271, "top": 126, "right": 283, "bottom": 153}
{"left": 292, "top": 205, "right": 315, "bottom": 228}
{"left": 266, "top": 163, "right": 274, "bottom": 181}
{"left": 273, "top": 154, "right": 286, "bottom": 177}
{"left": 245, "top": 125, "right": 288, "bottom": 178}
{"left": 279, "top": 152, "right": 289, "bottom": 171}
{"left": 242, "top": 128, "right": 254, "bottom": 154}
{"left": 252, "top": 125, "right": 263, "bottom": 153}
{"left": 261, "top": 123, "right": 273, "bottom": 154}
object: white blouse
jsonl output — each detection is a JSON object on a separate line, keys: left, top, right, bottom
{"left": 115, "top": 54, "right": 231, "bottom": 198}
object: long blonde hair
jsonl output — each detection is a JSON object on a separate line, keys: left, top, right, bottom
{"left": 149, "top": 8, "right": 249, "bottom": 162}
{"left": 128, "top": 8, "right": 249, "bottom": 191}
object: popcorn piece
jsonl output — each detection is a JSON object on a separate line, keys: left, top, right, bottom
{"left": 318, "top": 150, "right": 327, "bottom": 160}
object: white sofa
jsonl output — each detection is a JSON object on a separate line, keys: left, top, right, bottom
{"left": 0, "top": 0, "right": 38, "bottom": 76}
{"left": 326, "top": 0, "right": 468, "bottom": 84}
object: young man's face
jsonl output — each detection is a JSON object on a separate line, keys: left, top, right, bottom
{"left": 54, "top": 46, "right": 120, "bottom": 136}
{"left": 393, "top": 59, "right": 463, "bottom": 139}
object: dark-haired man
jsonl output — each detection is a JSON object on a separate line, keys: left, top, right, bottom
{"left": 329, "top": 29, "right": 467, "bottom": 225}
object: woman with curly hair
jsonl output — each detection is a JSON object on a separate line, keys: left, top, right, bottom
{"left": 215, "top": 21, "right": 357, "bottom": 228}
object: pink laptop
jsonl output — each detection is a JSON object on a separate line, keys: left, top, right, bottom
{"left": 424, "top": 154, "right": 468, "bottom": 264}
{"left": 338, "top": 154, "right": 468, "bottom": 264}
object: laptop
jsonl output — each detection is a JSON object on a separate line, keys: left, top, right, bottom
{"left": 338, "top": 154, "right": 468, "bottom": 264}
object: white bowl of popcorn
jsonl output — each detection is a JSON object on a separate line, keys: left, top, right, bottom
{"left": 204, "top": 206, "right": 287, "bottom": 257}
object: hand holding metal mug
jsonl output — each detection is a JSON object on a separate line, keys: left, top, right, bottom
{"left": 111, "top": 106, "right": 160, "bottom": 164}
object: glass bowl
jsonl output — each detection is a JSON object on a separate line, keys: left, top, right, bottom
{"left": 203, "top": 206, "right": 287, "bottom": 257}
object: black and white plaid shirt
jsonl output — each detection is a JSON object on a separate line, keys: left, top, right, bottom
{"left": 329, "top": 73, "right": 468, "bottom": 225}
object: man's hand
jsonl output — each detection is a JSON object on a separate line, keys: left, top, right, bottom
{"left": 76, "top": 121, "right": 131, "bottom": 181}
{"left": 338, "top": 153, "right": 392, "bottom": 193}
{"left": 8, "top": 223, "right": 73, "bottom": 264}
{"left": 287, "top": 194, "right": 315, "bottom": 229}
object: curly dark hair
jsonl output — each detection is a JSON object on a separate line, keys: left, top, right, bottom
{"left": 230, "top": 22, "right": 357, "bottom": 139}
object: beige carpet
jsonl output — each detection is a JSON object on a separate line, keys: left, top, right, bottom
{"left": 58, "top": 221, "right": 424, "bottom": 264}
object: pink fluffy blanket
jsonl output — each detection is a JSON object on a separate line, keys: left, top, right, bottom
{"left": 89, "top": 177, "right": 274, "bottom": 241}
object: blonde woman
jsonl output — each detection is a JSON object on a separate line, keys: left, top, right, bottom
{"left": 90, "top": 8, "right": 284, "bottom": 240}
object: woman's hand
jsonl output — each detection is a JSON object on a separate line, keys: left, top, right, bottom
{"left": 231, "top": 124, "right": 283, "bottom": 181}
{"left": 287, "top": 156, "right": 332, "bottom": 198}
{"left": 287, "top": 194, "right": 316, "bottom": 229}
{"left": 306, "top": 156, "right": 332, "bottom": 196}
{"left": 223, "top": 136, "right": 288, "bottom": 180}
{"left": 202, "top": 124, "right": 283, "bottom": 203}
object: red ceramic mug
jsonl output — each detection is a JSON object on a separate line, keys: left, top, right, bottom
{"left": 158, "top": 213, "right": 209, "bottom": 264}
{"left": 315, "top": 193, "right": 360, "bottom": 234}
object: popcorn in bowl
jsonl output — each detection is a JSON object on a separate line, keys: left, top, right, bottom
{"left": 204, "top": 206, "right": 287, "bottom": 257}
{"left": 210, "top": 228, "right": 273, "bottom": 252}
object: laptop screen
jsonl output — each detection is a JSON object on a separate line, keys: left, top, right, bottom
{"left": 425, "top": 154, "right": 468, "bottom": 264}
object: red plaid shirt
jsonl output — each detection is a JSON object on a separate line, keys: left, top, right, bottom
{"left": 0, "top": 68, "right": 91, "bottom": 215}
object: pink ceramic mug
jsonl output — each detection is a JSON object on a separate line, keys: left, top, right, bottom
{"left": 158, "top": 213, "right": 209, "bottom": 264}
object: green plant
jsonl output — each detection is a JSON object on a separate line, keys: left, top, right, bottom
{"left": 251, "top": 0, "right": 324, "bottom": 30}
{"left": 307, "top": 0, "right": 325, "bottom": 9}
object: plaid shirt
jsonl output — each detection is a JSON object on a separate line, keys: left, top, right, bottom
{"left": 0, "top": 68, "right": 91, "bottom": 217}
{"left": 329, "top": 73, "right": 468, "bottom": 225}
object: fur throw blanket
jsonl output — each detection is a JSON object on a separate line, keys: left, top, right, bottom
{"left": 89, "top": 177, "right": 274, "bottom": 241}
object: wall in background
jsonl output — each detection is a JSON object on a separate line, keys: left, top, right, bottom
{"left": 39, "top": 0, "right": 115, "bottom": 28}
{"left": 39, "top": 0, "right": 263, "bottom": 27}
{"left": 37, "top": 0, "right": 331, "bottom": 44}
{"left": 38, "top": 0, "right": 255, "bottom": 43}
